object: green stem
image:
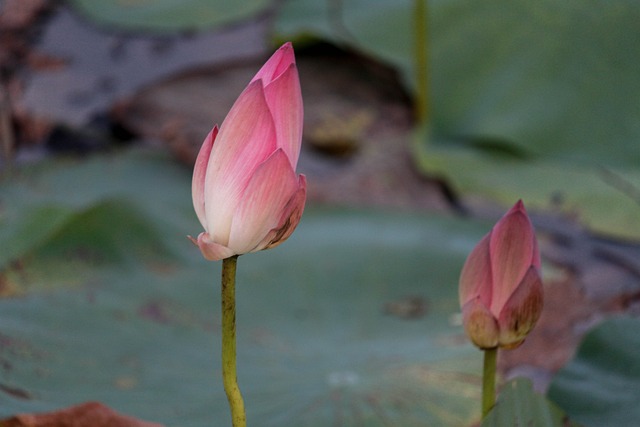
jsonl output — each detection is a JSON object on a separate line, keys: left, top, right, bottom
{"left": 413, "top": 0, "right": 430, "bottom": 127}
{"left": 482, "top": 347, "right": 498, "bottom": 418}
{"left": 221, "top": 255, "right": 246, "bottom": 427}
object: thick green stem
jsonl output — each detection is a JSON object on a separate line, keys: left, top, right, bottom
{"left": 413, "top": 0, "right": 430, "bottom": 127}
{"left": 482, "top": 347, "right": 498, "bottom": 418}
{"left": 221, "top": 255, "right": 246, "bottom": 427}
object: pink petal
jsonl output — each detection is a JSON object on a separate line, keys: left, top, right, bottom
{"left": 497, "top": 266, "right": 544, "bottom": 348}
{"left": 461, "top": 297, "right": 499, "bottom": 349}
{"left": 459, "top": 234, "right": 493, "bottom": 308}
{"left": 256, "top": 174, "right": 306, "bottom": 251}
{"left": 227, "top": 149, "right": 299, "bottom": 254}
{"left": 189, "top": 232, "right": 236, "bottom": 261}
{"left": 251, "top": 42, "right": 296, "bottom": 86}
{"left": 204, "top": 81, "right": 277, "bottom": 245}
{"left": 191, "top": 126, "right": 218, "bottom": 230}
{"left": 532, "top": 233, "right": 541, "bottom": 270}
{"left": 263, "top": 63, "right": 303, "bottom": 166}
{"left": 488, "top": 200, "right": 537, "bottom": 315}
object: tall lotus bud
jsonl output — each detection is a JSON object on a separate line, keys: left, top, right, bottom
{"left": 190, "top": 42, "right": 306, "bottom": 261}
{"left": 459, "top": 200, "right": 543, "bottom": 349}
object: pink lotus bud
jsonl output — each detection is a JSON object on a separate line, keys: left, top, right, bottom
{"left": 459, "top": 200, "right": 543, "bottom": 349}
{"left": 190, "top": 43, "right": 306, "bottom": 261}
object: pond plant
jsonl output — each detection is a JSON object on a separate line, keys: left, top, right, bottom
{"left": 189, "top": 43, "right": 306, "bottom": 427}
{"left": 459, "top": 200, "right": 544, "bottom": 418}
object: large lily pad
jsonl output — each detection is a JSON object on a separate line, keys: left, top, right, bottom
{"left": 68, "top": 0, "right": 270, "bottom": 33}
{"left": 275, "top": 0, "right": 640, "bottom": 241}
{"left": 482, "top": 378, "right": 579, "bottom": 427}
{"left": 412, "top": 141, "right": 640, "bottom": 241}
{"left": 0, "top": 149, "right": 492, "bottom": 426}
{"left": 275, "top": 0, "right": 640, "bottom": 167}
{"left": 547, "top": 316, "right": 640, "bottom": 427}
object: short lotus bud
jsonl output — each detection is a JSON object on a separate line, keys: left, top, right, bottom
{"left": 458, "top": 200, "right": 543, "bottom": 349}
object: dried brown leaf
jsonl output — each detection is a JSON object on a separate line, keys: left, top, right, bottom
{"left": 0, "top": 402, "right": 164, "bottom": 427}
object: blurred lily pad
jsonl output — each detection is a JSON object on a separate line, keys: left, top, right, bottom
{"left": 0, "top": 149, "right": 494, "bottom": 426}
{"left": 482, "top": 378, "right": 579, "bottom": 427}
{"left": 68, "top": 0, "right": 270, "bottom": 33}
{"left": 275, "top": 0, "right": 640, "bottom": 167}
{"left": 547, "top": 316, "right": 640, "bottom": 427}
{"left": 413, "top": 141, "right": 640, "bottom": 241}
{"left": 276, "top": 0, "right": 640, "bottom": 240}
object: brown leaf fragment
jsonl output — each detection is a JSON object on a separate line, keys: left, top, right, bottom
{"left": 0, "top": 0, "right": 49, "bottom": 30}
{"left": 0, "top": 401, "right": 164, "bottom": 427}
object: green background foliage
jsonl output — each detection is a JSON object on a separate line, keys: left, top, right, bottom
{"left": 274, "top": 0, "right": 640, "bottom": 239}
{"left": 548, "top": 316, "right": 640, "bottom": 427}
{"left": 67, "top": 0, "right": 640, "bottom": 239}
{"left": 0, "top": 150, "right": 488, "bottom": 426}
{"left": 483, "top": 378, "right": 579, "bottom": 427}
{"left": 68, "top": 0, "right": 271, "bottom": 33}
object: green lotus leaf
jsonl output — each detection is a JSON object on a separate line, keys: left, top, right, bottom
{"left": 68, "top": 0, "right": 270, "bottom": 33}
{"left": 548, "top": 316, "right": 640, "bottom": 427}
{"left": 0, "top": 149, "right": 494, "bottom": 426}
